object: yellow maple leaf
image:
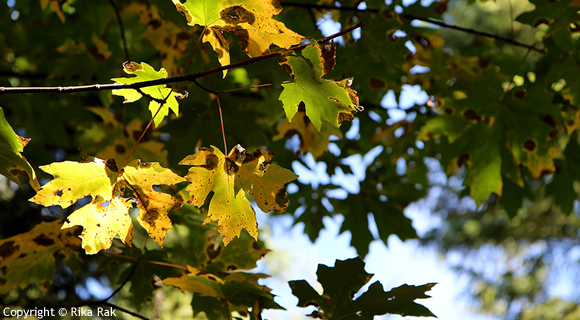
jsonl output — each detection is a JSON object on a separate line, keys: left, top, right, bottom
{"left": 62, "top": 198, "right": 134, "bottom": 255}
{"left": 121, "top": 160, "right": 186, "bottom": 246}
{"left": 30, "top": 156, "right": 184, "bottom": 254}
{"left": 179, "top": 145, "right": 297, "bottom": 244}
{"left": 172, "top": 0, "right": 303, "bottom": 77}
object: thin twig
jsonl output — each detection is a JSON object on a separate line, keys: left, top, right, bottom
{"left": 106, "top": 0, "right": 130, "bottom": 62}
{"left": 0, "top": 22, "right": 363, "bottom": 95}
{"left": 216, "top": 95, "right": 228, "bottom": 154}
{"left": 108, "top": 259, "right": 140, "bottom": 299}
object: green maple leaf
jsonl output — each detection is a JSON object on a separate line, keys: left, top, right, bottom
{"left": 111, "top": 61, "right": 185, "bottom": 127}
{"left": 30, "top": 156, "right": 184, "bottom": 254}
{"left": 279, "top": 42, "right": 362, "bottom": 131}
{"left": 172, "top": 0, "right": 303, "bottom": 77}
{"left": 179, "top": 145, "right": 297, "bottom": 244}
{"left": 289, "top": 258, "right": 437, "bottom": 319}
{"left": 0, "top": 107, "right": 39, "bottom": 190}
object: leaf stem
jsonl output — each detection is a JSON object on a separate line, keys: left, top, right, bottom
{"left": 216, "top": 95, "right": 228, "bottom": 154}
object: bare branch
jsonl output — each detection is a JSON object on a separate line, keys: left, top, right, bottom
{"left": 0, "top": 22, "right": 363, "bottom": 95}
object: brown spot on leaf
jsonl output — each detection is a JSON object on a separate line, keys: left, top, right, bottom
{"left": 443, "top": 108, "right": 453, "bottom": 115}
{"left": 534, "top": 18, "right": 551, "bottom": 27}
{"left": 541, "top": 114, "right": 557, "bottom": 127}
{"left": 227, "top": 265, "right": 237, "bottom": 271}
{"left": 207, "top": 244, "right": 222, "bottom": 259}
{"left": 478, "top": 58, "right": 491, "bottom": 69}
{"left": 33, "top": 234, "right": 55, "bottom": 246}
{"left": 549, "top": 129, "right": 558, "bottom": 139}
{"left": 274, "top": 187, "right": 289, "bottom": 210}
{"left": 457, "top": 153, "right": 470, "bottom": 167}
{"left": 524, "top": 139, "right": 536, "bottom": 151}
{"left": 321, "top": 41, "right": 336, "bottom": 75}
{"left": 462, "top": 109, "right": 481, "bottom": 122}
{"left": 0, "top": 241, "right": 18, "bottom": 259}
{"left": 514, "top": 90, "right": 526, "bottom": 99}
{"left": 221, "top": 6, "right": 256, "bottom": 25}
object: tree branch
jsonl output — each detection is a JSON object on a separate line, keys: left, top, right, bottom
{"left": 0, "top": 22, "right": 363, "bottom": 95}
{"left": 281, "top": 1, "right": 545, "bottom": 54}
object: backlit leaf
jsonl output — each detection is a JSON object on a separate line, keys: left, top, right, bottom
{"left": 279, "top": 42, "right": 362, "bottom": 131}
{"left": 62, "top": 198, "right": 133, "bottom": 255}
{"left": 121, "top": 160, "right": 186, "bottom": 246}
{"left": 172, "top": 0, "right": 303, "bottom": 76}
{"left": 111, "top": 61, "right": 185, "bottom": 127}
{"left": 179, "top": 145, "right": 297, "bottom": 244}
{"left": 0, "top": 107, "right": 39, "bottom": 190}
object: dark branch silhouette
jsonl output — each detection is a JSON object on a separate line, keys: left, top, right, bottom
{"left": 0, "top": 22, "right": 363, "bottom": 95}
{"left": 281, "top": 1, "right": 545, "bottom": 54}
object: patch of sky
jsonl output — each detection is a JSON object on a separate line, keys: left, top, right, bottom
{"left": 345, "top": 117, "right": 360, "bottom": 140}
{"left": 85, "top": 277, "right": 113, "bottom": 300}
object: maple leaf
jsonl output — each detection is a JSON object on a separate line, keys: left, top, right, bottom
{"left": 121, "top": 160, "right": 186, "bottom": 246}
{"left": 30, "top": 156, "right": 184, "bottom": 254}
{"left": 290, "top": 258, "right": 437, "bottom": 319}
{"left": 273, "top": 110, "right": 343, "bottom": 159}
{"left": 0, "top": 220, "right": 81, "bottom": 292}
{"left": 172, "top": 0, "right": 303, "bottom": 77}
{"left": 163, "top": 267, "right": 282, "bottom": 316}
{"left": 279, "top": 41, "right": 362, "bottom": 131}
{"left": 0, "top": 107, "right": 39, "bottom": 190}
{"left": 30, "top": 157, "right": 118, "bottom": 209}
{"left": 62, "top": 198, "right": 134, "bottom": 255}
{"left": 179, "top": 145, "right": 297, "bottom": 244}
{"left": 111, "top": 61, "right": 185, "bottom": 127}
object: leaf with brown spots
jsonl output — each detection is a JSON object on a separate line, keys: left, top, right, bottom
{"left": 0, "top": 220, "right": 81, "bottom": 292}
{"left": 179, "top": 145, "right": 297, "bottom": 245}
{"left": 121, "top": 160, "right": 186, "bottom": 247}
{"left": 171, "top": 0, "right": 303, "bottom": 77}
{"left": 279, "top": 42, "right": 362, "bottom": 131}
{"left": 62, "top": 198, "right": 134, "bottom": 255}
{"left": 30, "top": 155, "right": 184, "bottom": 254}
{"left": 30, "top": 157, "right": 119, "bottom": 209}
{"left": 236, "top": 148, "right": 298, "bottom": 213}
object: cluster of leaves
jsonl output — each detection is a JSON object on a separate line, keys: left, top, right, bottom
{"left": 4, "top": 0, "right": 580, "bottom": 318}
{"left": 0, "top": 0, "right": 441, "bottom": 318}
